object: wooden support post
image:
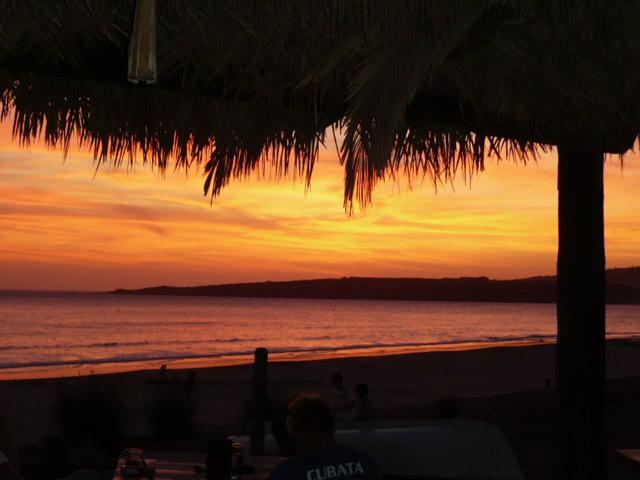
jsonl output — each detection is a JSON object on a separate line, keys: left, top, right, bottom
{"left": 250, "top": 347, "right": 268, "bottom": 455}
{"left": 556, "top": 145, "right": 606, "bottom": 479}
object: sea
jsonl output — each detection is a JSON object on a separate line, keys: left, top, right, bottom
{"left": 1, "top": 290, "right": 640, "bottom": 379}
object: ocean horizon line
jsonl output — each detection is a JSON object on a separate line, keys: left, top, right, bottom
{"left": 1, "top": 264, "right": 638, "bottom": 295}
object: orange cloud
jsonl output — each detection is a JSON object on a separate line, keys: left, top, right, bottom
{"left": 1, "top": 121, "right": 639, "bottom": 290}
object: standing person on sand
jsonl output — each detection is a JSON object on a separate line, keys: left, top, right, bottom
{"left": 269, "top": 395, "right": 379, "bottom": 480}
{"left": 330, "top": 372, "right": 355, "bottom": 422}
{"left": 353, "top": 383, "right": 375, "bottom": 421}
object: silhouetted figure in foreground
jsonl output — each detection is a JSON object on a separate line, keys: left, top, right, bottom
{"left": 272, "top": 394, "right": 299, "bottom": 456}
{"left": 353, "top": 383, "right": 375, "bottom": 421}
{"left": 331, "top": 372, "right": 355, "bottom": 422}
{"left": 269, "top": 395, "right": 379, "bottom": 480}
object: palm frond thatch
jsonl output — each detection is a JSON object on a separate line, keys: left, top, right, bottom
{"left": 1, "top": 0, "right": 639, "bottom": 207}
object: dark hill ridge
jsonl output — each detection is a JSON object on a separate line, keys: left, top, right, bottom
{"left": 111, "top": 267, "right": 640, "bottom": 304}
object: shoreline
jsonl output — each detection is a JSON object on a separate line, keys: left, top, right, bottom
{"left": 0, "top": 338, "right": 557, "bottom": 381}
{"left": 3, "top": 334, "right": 639, "bottom": 382}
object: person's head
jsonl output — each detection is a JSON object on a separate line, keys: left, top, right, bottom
{"left": 286, "top": 395, "right": 335, "bottom": 451}
{"left": 355, "top": 383, "right": 369, "bottom": 399}
{"left": 331, "top": 372, "right": 344, "bottom": 390}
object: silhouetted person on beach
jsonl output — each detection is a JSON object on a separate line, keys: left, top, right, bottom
{"left": 269, "top": 395, "right": 379, "bottom": 480}
{"left": 185, "top": 370, "right": 196, "bottom": 393}
{"left": 331, "top": 373, "right": 355, "bottom": 421}
{"left": 353, "top": 383, "right": 375, "bottom": 421}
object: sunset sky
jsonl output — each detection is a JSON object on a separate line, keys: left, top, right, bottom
{"left": 1, "top": 121, "right": 639, "bottom": 291}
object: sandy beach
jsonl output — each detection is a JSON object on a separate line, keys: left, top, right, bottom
{"left": 2, "top": 340, "right": 640, "bottom": 479}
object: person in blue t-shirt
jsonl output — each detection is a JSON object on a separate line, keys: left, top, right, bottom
{"left": 269, "top": 394, "right": 379, "bottom": 480}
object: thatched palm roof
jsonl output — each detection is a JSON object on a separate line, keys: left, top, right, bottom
{"left": 1, "top": 1, "right": 639, "bottom": 206}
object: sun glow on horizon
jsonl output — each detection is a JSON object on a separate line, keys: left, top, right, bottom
{"left": 1, "top": 122, "right": 639, "bottom": 291}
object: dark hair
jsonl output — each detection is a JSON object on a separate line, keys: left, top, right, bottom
{"left": 355, "top": 383, "right": 369, "bottom": 397}
{"left": 332, "top": 372, "right": 344, "bottom": 384}
{"left": 288, "top": 395, "right": 335, "bottom": 435}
